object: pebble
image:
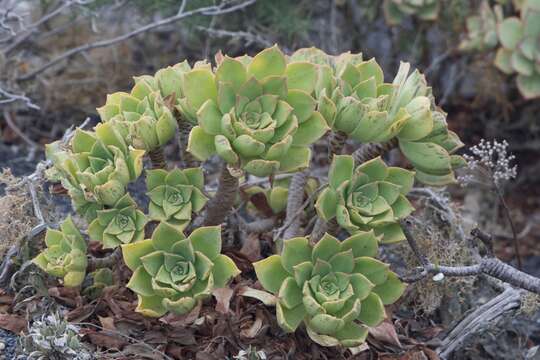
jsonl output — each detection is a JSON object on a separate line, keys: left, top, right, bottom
{"left": 0, "top": 329, "right": 17, "bottom": 360}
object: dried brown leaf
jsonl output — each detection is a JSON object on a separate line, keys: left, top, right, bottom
{"left": 0, "top": 313, "right": 26, "bottom": 333}
{"left": 213, "top": 287, "right": 234, "bottom": 314}
{"left": 369, "top": 321, "right": 402, "bottom": 348}
{"left": 86, "top": 331, "right": 127, "bottom": 349}
{"left": 160, "top": 302, "right": 201, "bottom": 327}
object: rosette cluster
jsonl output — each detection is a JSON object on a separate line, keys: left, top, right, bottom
{"left": 45, "top": 124, "right": 144, "bottom": 220}
{"left": 88, "top": 194, "right": 147, "bottom": 248}
{"left": 122, "top": 222, "right": 240, "bottom": 317}
{"left": 181, "top": 46, "right": 329, "bottom": 177}
{"left": 254, "top": 232, "right": 405, "bottom": 347}
{"left": 145, "top": 167, "right": 208, "bottom": 229}
{"left": 97, "top": 73, "right": 178, "bottom": 152}
{"left": 494, "top": 0, "right": 540, "bottom": 98}
{"left": 33, "top": 217, "right": 88, "bottom": 287}
{"left": 316, "top": 155, "right": 415, "bottom": 243}
{"left": 291, "top": 48, "right": 465, "bottom": 186}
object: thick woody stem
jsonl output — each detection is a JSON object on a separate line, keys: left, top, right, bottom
{"left": 310, "top": 218, "right": 339, "bottom": 244}
{"left": 203, "top": 165, "right": 239, "bottom": 226}
{"left": 148, "top": 147, "right": 166, "bottom": 169}
{"left": 177, "top": 119, "right": 200, "bottom": 168}
{"left": 87, "top": 248, "right": 122, "bottom": 272}
{"left": 352, "top": 138, "right": 398, "bottom": 164}
{"left": 328, "top": 130, "right": 348, "bottom": 162}
{"left": 281, "top": 171, "right": 308, "bottom": 239}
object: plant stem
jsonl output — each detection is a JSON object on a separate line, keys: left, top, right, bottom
{"left": 148, "top": 147, "right": 166, "bottom": 169}
{"left": 87, "top": 248, "right": 122, "bottom": 272}
{"left": 495, "top": 187, "right": 522, "bottom": 269}
{"left": 352, "top": 138, "right": 398, "bottom": 164}
{"left": 279, "top": 170, "right": 309, "bottom": 244}
{"left": 203, "top": 165, "right": 239, "bottom": 226}
{"left": 177, "top": 119, "right": 200, "bottom": 168}
{"left": 328, "top": 130, "right": 348, "bottom": 162}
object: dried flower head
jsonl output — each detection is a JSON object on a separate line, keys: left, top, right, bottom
{"left": 458, "top": 138, "right": 517, "bottom": 187}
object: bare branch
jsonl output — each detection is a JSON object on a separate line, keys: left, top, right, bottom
{"left": 400, "top": 219, "right": 540, "bottom": 294}
{"left": 0, "top": 86, "right": 40, "bottom": 109}
{"left": 16, "top": 0, "right": 256, "bottom": 81}
{"left": 197, "top": 27, "right": 273, "bottom": 48}
{"left": 2, "top": 109, "right": 40, "bottom": 149}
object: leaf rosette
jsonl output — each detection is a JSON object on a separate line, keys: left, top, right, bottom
{"left": 88, "top": 194, "right": 147, "bottom": 248}
{"left": 292, "top": 48, "right": 465, "bottom": 186}
{"left": 145, "top": 167, "right": 208, "bottom": 229}
{"left": 494, "top": 0, "right": 540, "bottom": 98}
{"left": 45, "top": 124, "right": 144, "bottom": 220}
{"left": 182, "top": 45, "right": 329, "bottom": 177}
{"left": 33, "top": 216, "right": 88, "bottom": 287}
{"left": 97, "top": 74, "right": 178, "bottom": 151}
{"left": 253, "top": 233, "right": 405, "bottom": 347}
{"left": 316, "top": 155, "right": 415, "bottom": 243}
{"left": 122, "top": 222, "right": 240, "bottom": 317}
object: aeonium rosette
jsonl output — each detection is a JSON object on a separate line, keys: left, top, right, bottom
{"left": 146, "top": 167, "right": 208, "bottom": 229}
{"left": 316, "top": 155, "right": 415, "bottom": 243}
{"left": 45, "top": 123, "right": 144, "bottom": 221}
{"left": 122, "top": 222, "right": 240, "bottom": 317}
{"left": 253, "top": 232, "right": 405, "bottom": 347}
{"left": 33, "top": 216, "right": 88, "bottom": 288}
{"left": 88, "top": 194, "right": 147, "bottom": 249}
{"left": 181, "top": 45, "right": 329, "bottom": 177}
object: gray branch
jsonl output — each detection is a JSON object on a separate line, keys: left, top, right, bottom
{"left": 16, "top": 0, "right": 256, "bottom": 81}
{"left": 400, "top": 220, "right": 540, "bottom": 295}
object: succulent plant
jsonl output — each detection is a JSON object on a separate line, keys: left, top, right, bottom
{"left": 88, "top": 194, "right": 147, "bottom": 248}
{"left": 83, "top": 268, "right": 114, "bottom": 298}
{"left": 253, "top": 233, "right": 405, "bottom": 347}
{"left": 383, "top": 0, "right": 440, "bottom": 25}
{"left": 494, "top": 0, "right": 540, "bottom": 98}
{"left": 122, "top": 222, "right": 240, "bottom": 317}
{"left": 181, "top": 45, "right": 329, "bottom": 177}
{"left": 146, "top": 167, "right": 208, "bottom": 229}
{"left": 33, "top": 217, "right": 88, "bottom": 288}
{"left": 399, "top": 109, "right": 466, "bottom": 186}
{"left": 292, "top": 47, "right": 465, "bottom": 186}
{"left": 45, "top": 124, "right": 144, "bottom": 219}
{"left": 459, "top": 1, "right": 503, "bottom": 52}
{"left": 97, "top": 74, "right": 178, "bottom": 152}
{"left": 18, "top": 313, "right": 92, "bottom": 360}
{"left": 316, "top": 155, "right": 415, "bottom": 243}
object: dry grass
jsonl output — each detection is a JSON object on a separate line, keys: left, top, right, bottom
{"left": 0, "top": 169, "right": 38, "bottom": 256}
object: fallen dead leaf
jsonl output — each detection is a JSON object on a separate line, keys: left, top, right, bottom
{"left": 86, "top": 331, "right": 127, "bottom": 350}
{"left": 0, "top": 313, "right": 26, "bottom": 333}
{"left": 160, "top": 302, "right": 201, "bottom": 327}
{"left": 98, "top": 316, "right": 116, "bottom": 331}
{"left": 238, "top": 286, "right": 277, "bottom": 306}
{"left": 213, "top": 287, "right": 234, "bottom": 314}
{"left": 369, "top": 321, "right": 402, "bottom": 348}
{"left": 240, "top": 314, "right": 262, "bottom": 338}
